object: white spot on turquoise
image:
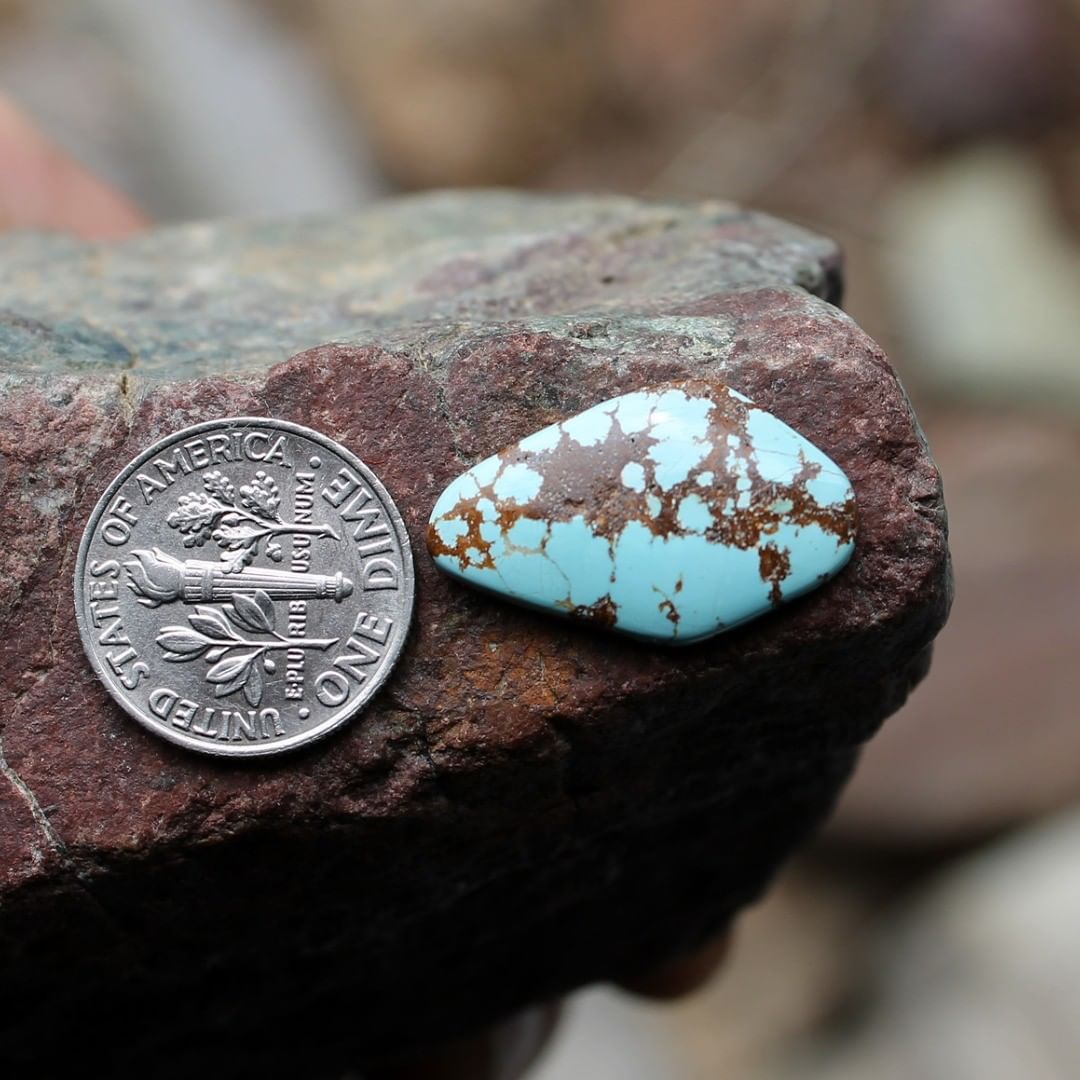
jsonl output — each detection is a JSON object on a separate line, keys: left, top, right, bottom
{"left": 504, "top": 516, "right": 547, "bottom": 550}
{"left": 562, "top": 407, "right": 612, "bottom": 447}
{"left": 646, "top": 390, "right": 713, "bottom": 489}
{"left": 427, "top": 380, "right": 857, "bottom": 644}
{"left": 471, "top": 454, "right": 501, "bottom": 488}
{"left": 676, "top": 494, "right": 712, "bottom": 533}
{"left": 621, "top": 461, "right": 645, "bottom": 491}
{"left": 492, "top": 462, "right": 543, "bottom": 503}
{"left": 519, "top": 422, "right": 562, "bottom": 453}
{"left": 433, "top": 517, "right": 468, "bottom": 548}
{"left": 613, "top": 391, "right": 653, "bottom": 433}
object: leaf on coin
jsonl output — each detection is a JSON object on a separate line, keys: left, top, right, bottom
{"left": 203, "top": 470, "right": 235, "bottom": 504}
{"left": 167, "top": 491, "right": 221, "bottom": 534}
{"left": 190, "top": 606, "right": 240, "bottom": 640}
{"left": 212, "top": 523, "right": 264, "bottom": 549}
{"left": 221, "top": 547, "right": 255, "bottom": 573}
{"left": 243, "top": 661, "right": 263, "bottom": 706}
{"left": 156, "top": 627, "right": 211, "bottom": 657}
{"left": 239, "top": 472, "right": 280, "bottom": 519}
{"left": 230, "top": 592, "right": 274, "bottom": 634}
{"left": 206, "top": 649, "right": 260, "bottom": 686}
{"left": 214, "top": 668, "right": 253, "bottom": 698}
{"left": 205, "top": 646, "right": 229, "bottom": 662}
{"left": 181, "top": 526, "right": 213, "bottom": 549}
{"left": 253, "top": 589, "right": 275, "bottom": 625}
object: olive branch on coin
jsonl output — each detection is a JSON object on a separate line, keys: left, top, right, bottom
{"left": 168, "top": 469, "right": 339, "bottom": 572}
{"left": 156, "top": 590, "right": 338, "bottom": 707}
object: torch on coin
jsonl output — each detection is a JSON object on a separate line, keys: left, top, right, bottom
{"left": 124, "top": 547, "right": 354, "bottom": 607}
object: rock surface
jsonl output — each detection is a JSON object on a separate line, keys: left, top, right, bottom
{"left": 0, "top": 192, "right": 949, "bottom": 1076}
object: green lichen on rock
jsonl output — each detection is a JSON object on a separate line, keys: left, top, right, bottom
{"left": 2, "top": 191, "right": 837, "bottom": 377}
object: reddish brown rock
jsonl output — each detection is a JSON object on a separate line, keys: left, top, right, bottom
{"left": 0, "top": 193, "right": 949, "bottom": 1076}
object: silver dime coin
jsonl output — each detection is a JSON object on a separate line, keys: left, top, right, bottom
{"left": 74, "top": 417, "right": 415, "bottom": 757}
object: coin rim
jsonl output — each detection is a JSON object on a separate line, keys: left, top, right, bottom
{"left": 73, "top": 416, "right": 415, "bottom": 759}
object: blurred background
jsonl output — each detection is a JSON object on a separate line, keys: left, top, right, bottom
{"left": 2, "top": 1, "right": 1079, "bottom": 1076}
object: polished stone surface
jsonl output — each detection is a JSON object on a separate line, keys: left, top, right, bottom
{"left": 428, "top": 380, "right": 857, "bottom": 642}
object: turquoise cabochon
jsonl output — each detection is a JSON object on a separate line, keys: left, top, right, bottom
{"left": 426, "top": 380, "right": 856, "bottom": 644}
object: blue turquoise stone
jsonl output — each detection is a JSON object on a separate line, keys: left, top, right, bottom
{"left": 426, "top": 380, "right": 857, "bottom": 644}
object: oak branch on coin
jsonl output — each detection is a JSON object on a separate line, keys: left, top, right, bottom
{"left": 166, "top": 468, "right": 340, "bottom": 572}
